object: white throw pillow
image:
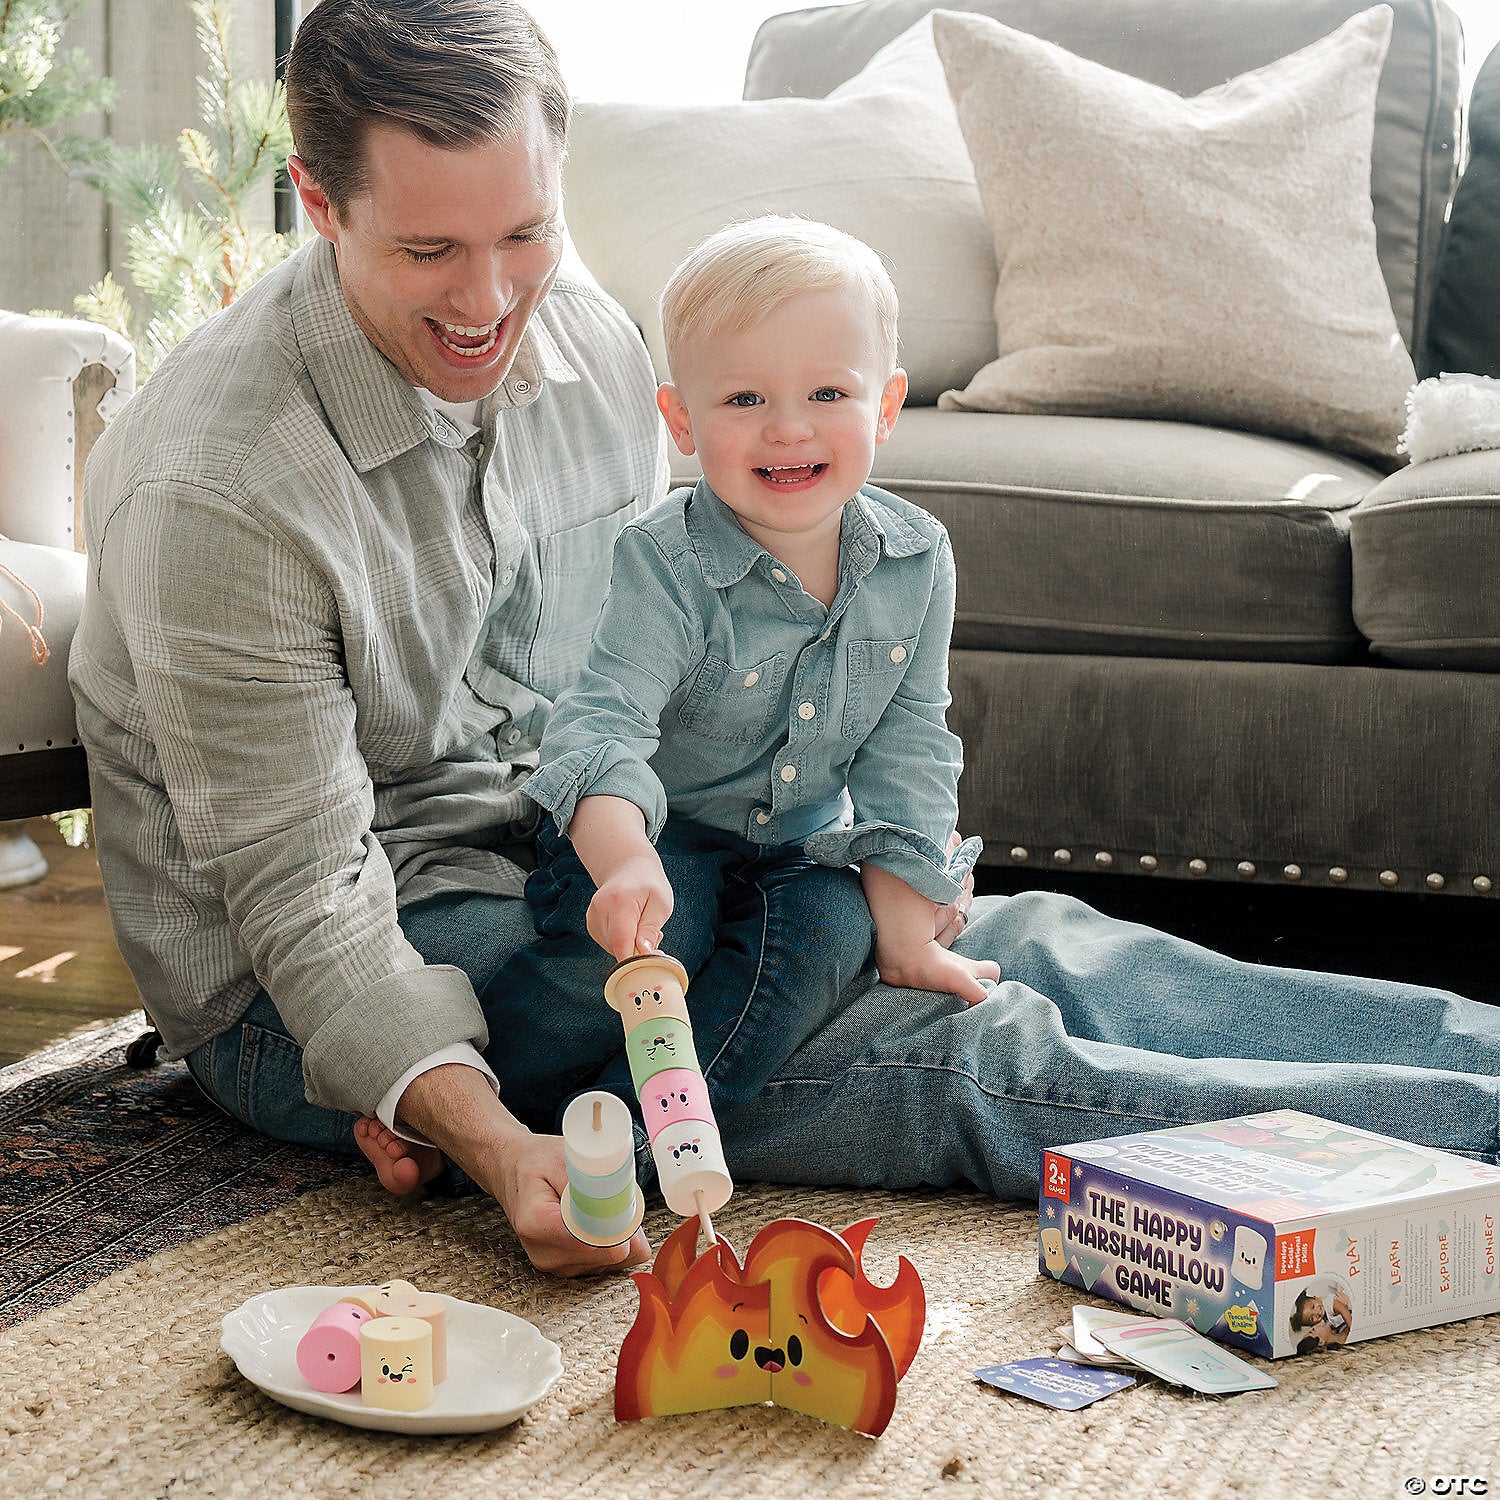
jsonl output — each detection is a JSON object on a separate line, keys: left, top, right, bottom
{"left": 562, "top": 17, "right": 996, "bottom": 405}
{"left": 932, "top": 6, "right": 1417, "bottom": 462}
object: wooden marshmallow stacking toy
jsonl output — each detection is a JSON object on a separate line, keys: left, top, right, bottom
{"left": 294, "top": 1277, "right": 448, "bottom": 1412}
{"left": 560, "top": 1089, "right": 647, "bottom": 1246}
{"left": 571, "top": 951, "right": 733, "bottom": 1242}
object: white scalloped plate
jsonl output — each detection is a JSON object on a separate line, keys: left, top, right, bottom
{"left": 220, "top": 1285, "right": 564, "bottom": 1434}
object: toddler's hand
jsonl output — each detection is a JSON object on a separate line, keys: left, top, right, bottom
{"left": 874, "top": 935, "right": 1000, "bottom": 1006}
{"left": 587, "top": 853, "right": 674, "bottom": 961}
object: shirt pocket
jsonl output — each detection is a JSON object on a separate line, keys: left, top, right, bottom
{"left": 842, "top": 636, "right": 920, "bottom": 740}
{"left": 532, "top": 499, "right": 643, "bottom": 702}
{"left": 676, "top": 650, "right": 788, "bottom": 743}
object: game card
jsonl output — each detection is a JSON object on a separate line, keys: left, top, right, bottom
{"left": 1090, "top": 1317, "right": 1277, "bottom": 1393}
{"left": 974, "top": 1358, "right": 1135, "bottom": 1410}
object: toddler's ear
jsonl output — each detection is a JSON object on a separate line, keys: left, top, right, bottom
{"left": 657, "top": 383, "right": 696, "bottom": 456}
{"left": 876, "top": 369, "right": 908, "bottom": 445}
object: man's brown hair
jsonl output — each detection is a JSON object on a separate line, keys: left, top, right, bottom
{"left": 285, "top": 0, "right": 569, "bottom": 215}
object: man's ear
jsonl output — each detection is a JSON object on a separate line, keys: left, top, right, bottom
{"left": 657, "top": 383, "right": 696, "bottom": 456}
{"left": 875, "top": 368, "right": 908, "bottom": 446}
{"left": 287, "top": 155, "right": 340, "bottom": 243}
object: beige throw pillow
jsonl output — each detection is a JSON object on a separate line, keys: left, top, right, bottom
{"left": 932, "top": 6, "right": 1416, "bottom": 462}
{"left": 563, "top": 16, "right": 996, "bottom": 405}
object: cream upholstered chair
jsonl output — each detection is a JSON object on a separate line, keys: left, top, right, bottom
{"left": 0, "top": 311, "right": 134, "bottom": 864}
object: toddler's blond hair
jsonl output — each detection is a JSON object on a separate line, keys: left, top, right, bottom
{"left": 660, "top": 216, "right": 899, "bottom": 375}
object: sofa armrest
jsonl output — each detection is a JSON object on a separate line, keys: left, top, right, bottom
{"left": 1350, "top": 447, "right": 1500, "bottom": 668}
{"left": 0, "top": 310, "right": 135, "bottom": 552}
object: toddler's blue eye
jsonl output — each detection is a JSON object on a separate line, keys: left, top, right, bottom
{"left": 812, "top": 388, "right": 842, "bottom": 402}
{"left": 728, "top": 392, "right": 761, "bottom": 407}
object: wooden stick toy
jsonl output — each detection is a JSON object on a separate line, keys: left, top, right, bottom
{"left": 601, "top": 951, "right": 734, "bottom": 1239}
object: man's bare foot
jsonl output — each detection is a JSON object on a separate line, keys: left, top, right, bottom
{"left": 354, "top": 1116, "right": 445, "bottom": 1195}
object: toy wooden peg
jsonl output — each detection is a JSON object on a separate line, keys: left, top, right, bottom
{"left": 561, "top": 1089, "right": 647, "bottom": 1247}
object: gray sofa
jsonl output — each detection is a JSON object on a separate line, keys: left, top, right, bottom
{"left": 723, "top": 0, "right": 1500, "bottom": 901}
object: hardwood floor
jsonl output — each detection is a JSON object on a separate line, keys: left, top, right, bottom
{"left": 0, "top": 818, "right": 141, "bottom": 1067}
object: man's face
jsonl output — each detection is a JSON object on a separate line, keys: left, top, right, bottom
{"left": 291, "top": 99, "right": 563, "bottom": 402}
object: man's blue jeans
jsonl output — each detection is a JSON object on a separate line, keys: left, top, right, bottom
{"left": 187, "top": 888, "right": 1500, "bottom": 1195}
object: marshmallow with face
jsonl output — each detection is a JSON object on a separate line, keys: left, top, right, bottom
{"left": 652, "top": 1118, "right": 733, "bottom": 1217}
{"left": 360, "top": 1316, "right": 435, "bottom": 1412}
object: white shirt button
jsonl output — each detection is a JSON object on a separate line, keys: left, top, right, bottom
{"left": 890, "top": 644, "right": 908, "bottom": 663}
{"left": 798, "top": 702, "right": 816, "bottom": 720}
{"left": 513, "top": 379, "right": 531, "bottom": 394}
{"left": 771, "top": 568, "right": 787, "bottom": 583}
{"left": 501, "top": 568, "right": 514, "bottom": 585}
{"left": 755, "top": 810, "right": 770, "bottom": 825}
{"left": 506, "top": 728, "right": 521, "bottom": 744}
{"left": 780, "top": 764, "right": 797, "bottom": 783}
{"left": 743, "top": 671, "right": 760, "bottom": 687}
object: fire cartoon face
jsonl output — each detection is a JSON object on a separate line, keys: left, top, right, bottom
{"left": 616, "top": 1219, "right": 771, "bottom": 1420}
{"left": 614, "top": 1215, "right": 924, "bottom": 1436}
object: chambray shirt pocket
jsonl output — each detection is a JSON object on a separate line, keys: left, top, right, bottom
{"left": 675, "top": 649, "right": 789, "bottom": 743}
{"left": 842, "top": 636, "right": 921, "bottom": 740}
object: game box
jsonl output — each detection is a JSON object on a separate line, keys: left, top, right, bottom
{"left": 1039, "top": 1110, "right": 1500, "bottom": 1357}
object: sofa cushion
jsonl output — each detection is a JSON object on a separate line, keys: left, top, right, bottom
{"left": 563, "top": 17, "right": 996, "bottom": 404}
{"left": 744, "top": 0, "right": 1462, "bottom": 362}
{"left": 1350, "top": 447, "right": 1500, "bottom": 667}
{"left": 1424, "top": 39, "right": 1500, "bottom": 378}
{"left": 671, "top": 409, "right": 1382, "bottom": 661}
{"left": 930, "top": 7, "right": 1415, "bottom": 464}
{"left": 0, "top": 538, "right": 87, "bottom": 754}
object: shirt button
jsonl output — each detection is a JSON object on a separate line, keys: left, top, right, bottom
{"left": 798, "top": 702, "right": 816, "bottom": 720}
{"left": 780, "top": 765, "right": 797, "bottom": 783}
{"left": 755, "top": 810, "right": 770, "bottom": 825}
{"left": 501, "top": 568, "right": 515, "bottom": 585}
{"left": 743, "top": 671, "right": 760, "bottom": 687}
{"left": 771, "top": 568, "right": 787, "bottom": 583}
{"left": 890, "top": 644, "right": 908, "bottom": 663}
{"left": 506, "top": 729, "right": 521, "bottom": 744}
{"left": 513, "top": 379, "right": 531, "bottom": 394}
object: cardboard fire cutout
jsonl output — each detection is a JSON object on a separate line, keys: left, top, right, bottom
{"left": 616, "top": 1216, "right": 925, "bottom": 1436}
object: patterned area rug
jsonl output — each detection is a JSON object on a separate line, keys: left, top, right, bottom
{"left": 0, "top": 1013, "right": 361, "bottom": 1329}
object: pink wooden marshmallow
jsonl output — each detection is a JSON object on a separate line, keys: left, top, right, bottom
{"left": 296, "top": 1300, "right": 372, "bottom": 1393}
{"left": 638, "top": 1067, "right": 712, "bottom": 1142}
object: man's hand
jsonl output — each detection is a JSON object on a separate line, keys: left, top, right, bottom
{"left": 395, "top": 1063, "right": 650, "bottom": 1276}
{"left": 587, "top": 852, "right": 674, "bottom": 961}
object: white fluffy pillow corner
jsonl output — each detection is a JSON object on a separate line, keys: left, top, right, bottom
{"left": 931, "top": 5, "right": 1416, "bottom": 462}
{"left": 562, "top": 16, "right": 997, "bottom": 406}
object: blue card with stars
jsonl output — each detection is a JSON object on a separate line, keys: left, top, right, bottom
{"left": 974, "top": 1357, "right": 1135, "bottom": 1410}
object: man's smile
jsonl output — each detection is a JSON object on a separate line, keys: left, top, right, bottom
{"left": 426, "top": 316, "right": 503, "bottom": 359}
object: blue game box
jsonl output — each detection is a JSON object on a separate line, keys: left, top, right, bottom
{"left": 1039, "top": 1109, "right": 1500, "bottom": 1358}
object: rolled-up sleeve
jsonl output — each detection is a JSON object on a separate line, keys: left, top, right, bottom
{"left": 101, "top": 481, "right": 487, "bottom": 1114}
{"left": 523, "top": 525, "right": 700, "bottom": 840}
{"left": 805, "top": 532, "right": 981, "bottom": 904}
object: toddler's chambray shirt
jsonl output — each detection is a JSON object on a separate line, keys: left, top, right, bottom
{"left": 523, "top": 478, "right": 981, "bottom": 903}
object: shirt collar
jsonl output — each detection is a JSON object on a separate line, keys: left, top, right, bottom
{"left": 684, "top": 478, "right": 931, "bottom": 589}
{"left": 289, "top": 238, "right": 580, "bottom": 473}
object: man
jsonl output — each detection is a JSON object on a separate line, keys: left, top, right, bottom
{"left": 73, "top": 0, "right": 1500, "bottom": 1277}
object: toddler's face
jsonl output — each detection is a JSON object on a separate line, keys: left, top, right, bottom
{"left": 658, "top": 284, "right": 906, "bottom": 557}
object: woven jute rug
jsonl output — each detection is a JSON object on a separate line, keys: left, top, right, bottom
{"left": 3, "top": 1177, "right": 1498, "bottom": 1498}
